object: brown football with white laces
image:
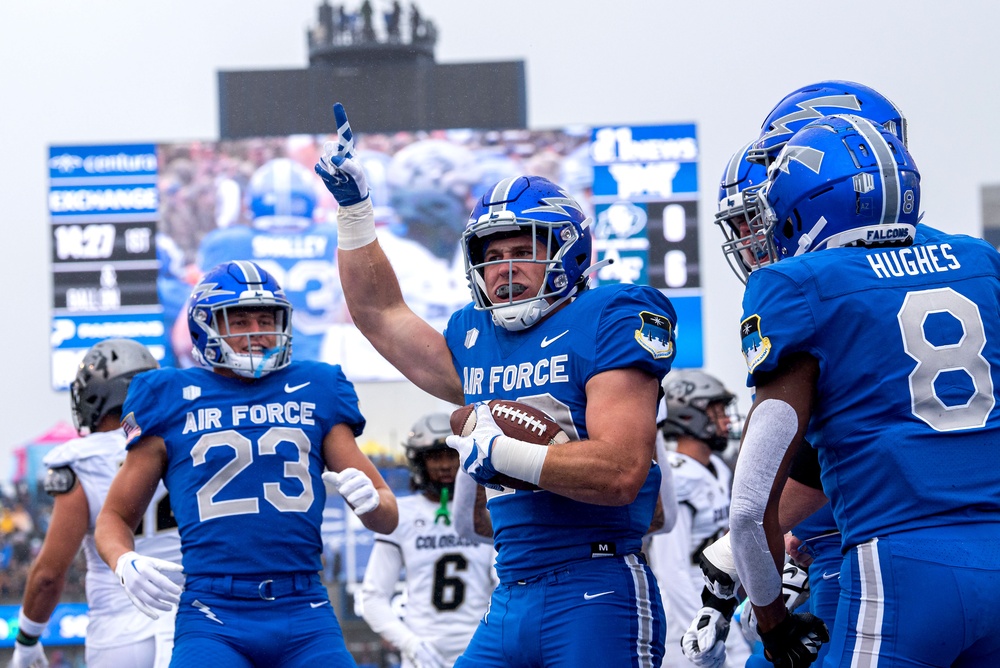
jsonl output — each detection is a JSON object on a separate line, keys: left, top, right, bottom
{"left": 450, "top": 400, "right": 569, "bottom": 490}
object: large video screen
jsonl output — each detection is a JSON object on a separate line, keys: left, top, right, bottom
{"left": 48, "top": 123, "right": 702, "bottom": 388}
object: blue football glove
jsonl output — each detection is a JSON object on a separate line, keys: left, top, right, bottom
{"left": 314, "top": 102, "right": 370, "bottom": 206}
{"left": 445, "top": 403, "right": 503, "bottom": 491}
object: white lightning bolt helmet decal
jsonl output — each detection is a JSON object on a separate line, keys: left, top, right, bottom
{"left": 758, "top": 113, "right": 919, "bottom": 263}
{"left": 749, "top": 80, "right": 908, "bottom": 166}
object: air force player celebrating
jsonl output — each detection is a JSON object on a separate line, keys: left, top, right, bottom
{"left": 96, "top": 260, "right": 398, "bottom": 668}
{"left": 728, "top": 115, "right": 1000, "bottom": 666}
{"left": 316, "top": 103, "right": 676, "bottom": 667}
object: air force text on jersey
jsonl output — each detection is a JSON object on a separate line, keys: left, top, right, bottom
{"left": 462, "top": 354, "right": 569, "bottom": 396}
{"left": 182, "top": 401, "right": 317, "bottom": 434}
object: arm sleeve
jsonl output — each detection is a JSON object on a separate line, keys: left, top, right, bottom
{"left": 654, "top": 434, "right": 678, "bottom": 534}
{"left": 453, "top": 470, "right": 493, "bottom": 544}
{"left": 358, "top": 540, "right": 418, "bottom": 651}
{"left": 788, "top": 440, "right": 822, "bottom": 490}
{"left": 650, "top": 502, "right": 701, "bottom": 624}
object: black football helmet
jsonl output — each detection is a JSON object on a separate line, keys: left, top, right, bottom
{"left": 71, "top": 338, "right": 159, "bottom": 434}
{"left": 404, "top": 413, "right": 454, "bottom": 494}
{"left": 661, "top": 369, "right": 740, "bottom": 452}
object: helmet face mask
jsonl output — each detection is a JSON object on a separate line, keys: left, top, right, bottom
{"left": 759, "top": 114, "right": 920, "bottom": 264}
{"left": 716, "top": 142, "right": 775, "bottom": 283}
{"left": 404, "top": 413, "right": 456, "bottom": 495}
{"left": 188, "top": 261, "right": 293, "bottom": 378}
{"left": 463, "top": 176, "right": 594, "bottom": 332}
{"left": 661, "top": 370, "right": 741, "bottom": 452}
{"left": 71, "top": 338, "right": 159, "bottom": 434}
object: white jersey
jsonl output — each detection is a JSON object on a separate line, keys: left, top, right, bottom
{"left": 649, "top": 451, "right": 749, "bottom": 668}
{"left": 43, "top": 430, "right": 181, "bottom": 650}
{"left": 359, "top": 493, "right": 496, "bottom": 666}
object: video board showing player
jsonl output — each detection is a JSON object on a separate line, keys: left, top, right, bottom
{"left": 48, "top": 123, "right": 702, "bottom": 387}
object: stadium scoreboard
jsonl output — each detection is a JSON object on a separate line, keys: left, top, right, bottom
{"left": 48, "top": 144, "right": 166, "bottom": 390}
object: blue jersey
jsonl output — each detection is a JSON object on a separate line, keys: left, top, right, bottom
{"left": 741, "top": 229, "right": 1000, "bottom": 549}
{"left": 446, "top": 283, "right": 677, "bottom": 582}
{"left": 122, "top": 361, "right": 364, "bottom": 576}
{"left": 198, "top": 225, "right": 343, "bottom": 360}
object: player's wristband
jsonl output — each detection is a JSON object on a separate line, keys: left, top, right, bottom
{"left": 701, "top": 588, "right": 739, "bottom": 620}
{"left": 337, "top": 198, "right": 377, "bottom": 250}
{"left": 17, "top": 610, "right": 47, "bottom": 645}
{"left": 492, "top": 435, "right": 548, "bottom": 485}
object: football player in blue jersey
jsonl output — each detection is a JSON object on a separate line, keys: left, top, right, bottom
{"left": 726, "top": 113, "right": 1000, "bottom": 667}
{"left": 316, "top": 102, "right": 676, "bottom": 667}
{"left": 197, "top": 157, "right": 345, "bottom": 362}
{"left": 95, "top": 259, "right": 398, "bottom": 668}
{"left": 686, "top": 81, "right": 915, "bottom": 668}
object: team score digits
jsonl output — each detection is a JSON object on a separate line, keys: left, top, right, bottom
{"left": 432, "top": 553, "right": 468, "bottom": 611}
{"left": 192, "top": 427, "right": 314, "bottom": 521}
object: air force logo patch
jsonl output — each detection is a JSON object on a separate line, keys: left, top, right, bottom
{"left": 634, "top": 311, "right": 674, "bottom": 360}
{"left": 741, "top": 314, "right": 771, "bottom": 372}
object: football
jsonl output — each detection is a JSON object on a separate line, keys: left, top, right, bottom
{"left": 450, "top": 400, "right": 569, "bottom": 491}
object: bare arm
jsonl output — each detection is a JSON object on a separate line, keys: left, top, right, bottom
{"left": 95, "top": 436, "right": 166, "bottom": 569}
{"left": 730, "top": 353, "right": 817, "bottom": 633}
{"left": 537, "top": 367, "right": 659, "bottom": 506}
{"left": 322, "top": 423, "right": 399, "bottom": 534}
{"left": 20, "top": 485, "right": 89, "bottom": 623}
{"left": 778, "top": 477, "right": 828, "bottom": 533}
{"left": 337, "top": 229, "right": 464, "bottom": 404}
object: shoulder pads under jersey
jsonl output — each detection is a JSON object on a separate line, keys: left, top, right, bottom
{"left": 44, "top": 466, "right": 77, "bottom": 496}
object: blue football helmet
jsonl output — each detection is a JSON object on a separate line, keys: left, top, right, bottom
{"left": 247, "top": 158, "right": 318, "bottom": 230}
{"left": 750, "top": 80, "right": 907, "bottom": 165}
{"left": 188, "top": 260, "right": 293, "bottom": 378}
{"left": 463, "top": 175, "right": 594, "bottom": 331}
{"left": 755, "top": 114, "right": 920, "bottom": 266}
{"left": 716, "top": 141, "right": 771, "bottom": 283}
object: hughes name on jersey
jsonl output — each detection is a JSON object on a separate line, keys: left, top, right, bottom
{"left": 122, "top": 361, "right": 364, "bottom": 576}
{"left": 445, "top": 283, "right": 676, "bottom": 582}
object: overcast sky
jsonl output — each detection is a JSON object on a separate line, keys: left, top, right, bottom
{"left": 2, "top": 0, "right": 998, "bottom": 474}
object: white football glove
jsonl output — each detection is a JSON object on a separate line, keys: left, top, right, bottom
{"left": 402, "top": 637, "right": 446, "bottom": 668}
{"left": 11, "top": 640, "right": 48, "bottom": 668}
{"left": 680, "top": 606, "right": 729, "bottom": 668}
{"left": 114, "top": 551, "right": 184, "bottom": 620}
{"left": 324, "top": 468, "right": 380, "bottom": 515}
{"left": 314, "top": 103, "right": 370, "bottom": 206}
{"left": 700, "top": 533, "right": 741, "bottom": 600}
{"left": 445, "top": 403, "right": 503, "bottom": 490}
{"left": 780, "top": 561, "right": 811, "bottom": 612}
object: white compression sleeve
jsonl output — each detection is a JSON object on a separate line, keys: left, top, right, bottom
{"left": 655, "top": 433, "right": 678, "bottom": 534}
{"left": 336, "top": 198, "right": 377, "bottom": 250}
{"left": 729, "top": 398, "right": 798, "bottom": 607}
{"left": 453, "top": 469, "right": 493, "bottom": 545}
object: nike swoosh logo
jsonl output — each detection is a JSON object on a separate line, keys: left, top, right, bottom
{"left": 822, "top": 571, "right": 840, "bottom": 580}
{"left": 285, "top": 382, "right": 311, "bottom": 393}
{"left": 583, "top": 590, "right": 614, "bottom": 600}
{"left": 540, "top": 330, "right": 569, "bottom": 348}
{"left": 310, "top": 600, "right": 330, "bottom": 608}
